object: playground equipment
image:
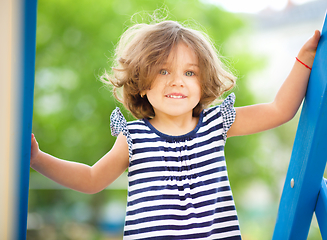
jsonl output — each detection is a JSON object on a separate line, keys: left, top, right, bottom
{"left": 1, "top": 1, "right": 326, "bottom": 239}
{"left": 1, "top": 0, "right": 37, "bottom": 239}
{"left": 272, "top": 11, "right": 327, "bottom": 239}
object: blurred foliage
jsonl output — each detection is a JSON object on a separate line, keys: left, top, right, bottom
{"left": 29, "top": 0, "right": 320, "bottom": 239}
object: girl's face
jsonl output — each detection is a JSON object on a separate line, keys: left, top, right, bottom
{"left": 144, "top": 43, "right": 201, "bottom": 120}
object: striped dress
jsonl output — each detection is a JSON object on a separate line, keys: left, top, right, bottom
{"left": 110, "top": 93, "right": 241, "bottom": 240}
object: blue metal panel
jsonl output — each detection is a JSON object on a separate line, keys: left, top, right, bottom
{"left": 16, "top": 0, "right": 38, "bottom": 239}
{"left": 315, "top": 179, "right": 327, "bottom": 239}
{"left": 272, "top": 12, "right": 327, "bottom": 240}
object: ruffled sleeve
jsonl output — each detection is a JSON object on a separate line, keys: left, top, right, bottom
{"left": 110, "top": 107, "right": 132, "bottom": 160}
{"left": 219, "top": 93, "right": 236, "bottom": 141}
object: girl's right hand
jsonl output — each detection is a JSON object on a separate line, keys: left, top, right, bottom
{"left": 30, "top": 133, "right": 40, "bottom": 166}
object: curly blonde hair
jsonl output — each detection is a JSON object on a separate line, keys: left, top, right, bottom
{"left": 101, "top": 20, "right": 236, "bottom": 119}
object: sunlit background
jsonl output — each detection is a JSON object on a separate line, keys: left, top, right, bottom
{"left": 205, "top": 0, "right": 317, "bottom": 13}
{"left": 28, "top": 0, "right": 327, "bottom": 239}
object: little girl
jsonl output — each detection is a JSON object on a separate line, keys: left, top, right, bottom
{"left": 31, "top": 20, "right": 320, "bottom": 239}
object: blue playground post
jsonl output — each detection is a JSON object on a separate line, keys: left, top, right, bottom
{"left": 17, "top": 0, "right": 38, "bottom": 239}
{"left": 315, "top": 179, "right": 327, "bottom": 238}
{"left": 0, "top": 0, "right": 37, "bottom": 240}
{"left": 0, "top": 0, "right": 37, "bottom": 239}
{"left": 272, "top": 11, "right": 327, "bottom": 240}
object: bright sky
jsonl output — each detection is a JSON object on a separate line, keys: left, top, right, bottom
{"left": 203, "top": 0, "right": 317, "bottom": 13}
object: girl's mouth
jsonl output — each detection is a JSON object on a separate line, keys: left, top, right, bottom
{"left": 166, "top": 94, "right": 186, "bottom": 99}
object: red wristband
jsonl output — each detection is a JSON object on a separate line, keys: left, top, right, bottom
{"left": 296, "top": 57, "right": 312, "bottom": 70}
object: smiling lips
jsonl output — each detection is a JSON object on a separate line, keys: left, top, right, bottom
{"left": 165, "top": 93, "right": 186, "bottom": 99}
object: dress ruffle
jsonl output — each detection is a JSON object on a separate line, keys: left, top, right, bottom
{"left": 219, "top": 93, "right": 236, "bottom": 141}
{"left": 110, "top": 107, "right": 133, "bottom": 160}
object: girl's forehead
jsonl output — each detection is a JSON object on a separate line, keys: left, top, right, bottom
{"left": 163, "top": 43, "right": 199, "bottom": 66}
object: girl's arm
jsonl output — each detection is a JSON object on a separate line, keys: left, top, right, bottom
{"left": 30, "top": 133, "right": 129, "bottom": 194}
{"left": 228, "top": 30, "right": 321, "bottom": 138}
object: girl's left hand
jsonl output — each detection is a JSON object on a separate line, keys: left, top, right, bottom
{"left": 297, "top": 30, "right": 321, "bottom": 68}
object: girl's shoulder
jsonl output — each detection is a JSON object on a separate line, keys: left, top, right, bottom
{"left": 203, "top": 93, "right": 236, "bottom": 141}
{"left": 110, "top": 107, "right": 134, "bottom": 160}
{"left": 110, "top": 107, "right": 128, "bottom": 137}
{"left": 110, "top": 107, "right": 144, "bottom": 136}
{"left": 204, "top": 93, "right": 236, "bottom": 115}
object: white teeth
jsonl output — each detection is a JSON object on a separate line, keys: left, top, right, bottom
{"left": 167, "top": 95, "right": 183, "bottom": 99}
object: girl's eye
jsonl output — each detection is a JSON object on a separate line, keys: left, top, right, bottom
{"left": 185, "top": 71, "right": 194, "bottom": 77}
{"left": 159, "top": 69, "right": 168, "bottom": 75}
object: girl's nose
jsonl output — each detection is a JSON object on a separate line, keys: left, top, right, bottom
{"left": 170, "top": 74, "right": 184, "bottom": 87}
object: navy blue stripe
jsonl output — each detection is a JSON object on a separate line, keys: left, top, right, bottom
{"left": 124, "top": 223, "right": 239, "bottom": 237}
{"left": 199, "top": 166, "right": 227, "bottom": 177}
{"left": 126, "top": 199, "right": 234, "bottom": 216}
{"left": 195, "top": 148, "right": 224, "bottom": 160}
{"left": 129, "top": 156, "right": 163, "bottom": 166}
{"left": 127, "top": 187, "right": 232, "bottom": 207}
{"left": 197, "top": 122, "right": 223, "bottom": 137}
{"left": 205, "top": 105, "right": 220, "bottom": 115}
{"left": 130, "top": 148, "right": 225, "bottom": 166}
{"left": 128, "top": 129, "right": 153, "bottom": 135}
{"left": 133, "top": 137, "right": 161, "bottom": 144}
{"left": 128, "top": 161, "right": 226, "bottom": 177}
{"left": 196, "top": 156, "right": 225, "bottom": 168}
{"left": 204, "top": 106, "right": 221, "bottom": 121}
{"left": 220, "top": 236, "right": 242, "bottom": 240}
{"left": 128, "top": 176, "right": 230, "bottom": 196}
{"left": 129, "top": 176, "right": 164, "bottom": 186}
{"left": 126, "top": 206, "right": 237, "bottom": 225}
{"left": 137, "top": 234, "right": 241, "bottom": 240}
{"left": 133, "top": 146, "right": 161, "bottom": 154}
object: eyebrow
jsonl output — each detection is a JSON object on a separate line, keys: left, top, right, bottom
{"left": 187, "top": 63, "right": 199, "bottom": 68}
{"left": 161, "top": 63, "right": 199, "bottom": 68}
